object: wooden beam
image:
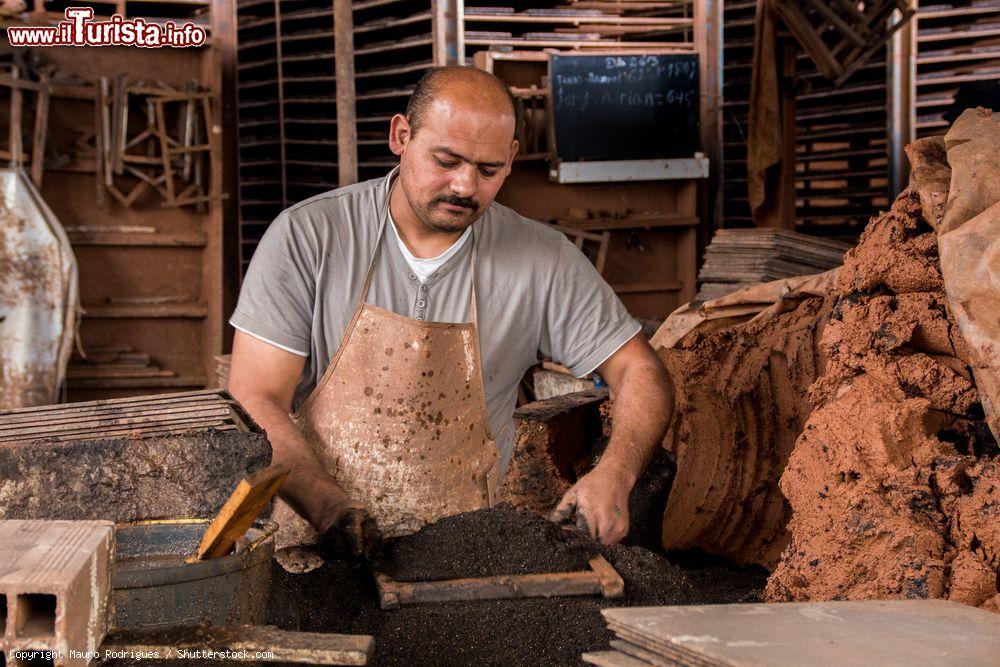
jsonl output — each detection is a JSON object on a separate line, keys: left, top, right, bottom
{"left": 334, "top": 0, "right": 358, "bottom": 186}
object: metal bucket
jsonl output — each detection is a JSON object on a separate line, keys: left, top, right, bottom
{"left": 111, "top": 519, "right": 276, "bottom": 629}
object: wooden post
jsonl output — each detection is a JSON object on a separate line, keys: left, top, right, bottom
{"left": 29, "top": 75, "right": 49, "bottom": 188}
{"left": 777, "top": 39, "right": 798, "bottom": 230}
{"left": 9, "top": 67, "right": 23, "bottom": 170}
{"left": 334, "top": 0, "right": 357, "bottom": 186}
{"left": 887, "top": 3, "right": 915, "bottom": 197}
{"left": 695, "top": 0, "right": 723, "bottom": 256}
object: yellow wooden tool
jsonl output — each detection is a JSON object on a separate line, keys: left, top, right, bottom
{"left": 192, "top": 463, "right": 289, "bottom": 561}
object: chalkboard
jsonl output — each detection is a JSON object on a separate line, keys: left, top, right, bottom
{"left": 549, "top": 54, "right": 700, "bottom": 162}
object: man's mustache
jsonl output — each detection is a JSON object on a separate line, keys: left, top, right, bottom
{"left": 435, "top": 195, "right": 478, "bottom": 210}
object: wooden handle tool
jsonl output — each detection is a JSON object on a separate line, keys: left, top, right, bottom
{"left": 192, "top": 463, "right": 289, "bottom": 561}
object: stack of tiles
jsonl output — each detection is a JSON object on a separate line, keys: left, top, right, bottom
{"left": 583, "top": 600, "right": 1000, "bottom": 667}
{"left": 697, "top": 229, "right": 850, "bottom": 302}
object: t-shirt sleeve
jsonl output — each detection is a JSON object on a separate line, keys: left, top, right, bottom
{"left": 229, "top": 211, "right": 316, "bottom": 356}
{"left": 539, "top": 236, "right": 641, "bottom": 378}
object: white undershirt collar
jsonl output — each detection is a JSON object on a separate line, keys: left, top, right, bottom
{"left": 387, "top": 208, "right": 472, "bottom": 283}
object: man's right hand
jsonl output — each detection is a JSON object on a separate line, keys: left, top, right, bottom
{"left": 318, "top": 501, "right": 383, "bottom": 561}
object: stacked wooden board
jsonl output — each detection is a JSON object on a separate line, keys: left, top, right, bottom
{"left": 583, "top": 600, "right": 1000, "bottom": 667}
{"left": 0, "top": 389, "right": 254, "bottom": 445}
{"left": 696, "top": 228, "right": 849, "bottom": 301}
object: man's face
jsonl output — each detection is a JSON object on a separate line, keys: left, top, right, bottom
{"left": 390, "top": 96, "right": 518, "bottom": 233}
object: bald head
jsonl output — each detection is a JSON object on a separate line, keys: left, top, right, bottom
{"left": 405, "top": 66, "right": 520, "bottom": 141}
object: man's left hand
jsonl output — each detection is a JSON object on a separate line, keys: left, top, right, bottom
{"left": 548, "top": 464, "right": 634, "bottom": 545}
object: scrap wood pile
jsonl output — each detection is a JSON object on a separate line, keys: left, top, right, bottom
{"left": 652, "top": 108, "right": 1000, "bottom": 610}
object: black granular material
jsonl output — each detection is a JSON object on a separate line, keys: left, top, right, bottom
{"left": 377, "top": 503, "right": 599, "bottom": 581}
{"left": 268, "top": 506, "right": 768, "bottom": 667}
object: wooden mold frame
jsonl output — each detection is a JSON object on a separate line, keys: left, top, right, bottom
{"left": 374, "top": 554, "right": 624, "bottom": 610}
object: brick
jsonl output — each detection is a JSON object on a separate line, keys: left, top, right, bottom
{"left": 0, "top": 520, "right": 114, "bottom": 666}
{"left": 499, "top": 389, "right": 607, "bottom": 515}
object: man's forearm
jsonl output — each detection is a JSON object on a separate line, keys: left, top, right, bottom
{"left": 597, "top": 359, "right": 674, "bottom": 484}
{"left": 238, "top": 394, "right": 351, "bottom": 534}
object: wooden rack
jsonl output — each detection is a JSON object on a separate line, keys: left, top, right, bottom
{"left": 6, "top": 3, "right": 229, "bottom": 401}
{"left": 235, "top": 0, "right": 344, "bottom": 271}
{"left": 721, "top": 1, "right": 890, "bottom": 241}
{"left": 912, "top": 2, "right": 1000, "bottom": 138}
{"left": 883, "top": 1, "right": 1000, "bottom": 193}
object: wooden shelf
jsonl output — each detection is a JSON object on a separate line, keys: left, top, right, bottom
{"left": 556, "top": 213, "right": 698, "bottom": 231}
{"left": 67, "top": 231, "right": 207, "bottom": 247}
{"left": 67, "top": 376, "right": 207, "bottom": 389}
{"left": 355, "top": 10, "right": 432, "bottom": 33}
{"left": 82, "top": 303, "right": 209, "bottom": 319}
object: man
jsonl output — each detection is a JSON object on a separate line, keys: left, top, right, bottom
{"left": 228, "top": 66, "right": 674, "bottom": 566}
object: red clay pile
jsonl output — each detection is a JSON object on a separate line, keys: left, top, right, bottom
{"left": 764, "top": 143, "right": 1000, "bottom": 609}
{"left": 656, "top": 110, "right": 1000, "bottom": 610}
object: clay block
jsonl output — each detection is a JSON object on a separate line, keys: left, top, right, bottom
{"left": 0, "top": 430, "right": 271, "bottom": 523}
{"left": 499, "top": 389, "right": 607, "bottom": 515}
{"left": 0, "top": 520, "right": 114, "bottom": 666}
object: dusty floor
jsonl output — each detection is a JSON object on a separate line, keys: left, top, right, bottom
{"left": 269, "top": 506, "right": 767, "bottom": 667}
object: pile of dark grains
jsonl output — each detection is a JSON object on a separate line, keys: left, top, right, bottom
{"left": 376, "top": 503, "right": 599, "bottom": 581}
{"left": 268, "top": 505, "right": 767, "bottom": 667}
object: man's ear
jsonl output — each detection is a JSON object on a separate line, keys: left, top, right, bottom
{"left": 505, "top": 139, "right": 520, "bottom": 175}
{"left": 389, "top": 114, "right": 411, "bottom": 156}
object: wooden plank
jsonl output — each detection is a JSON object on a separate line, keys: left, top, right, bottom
{"left": 67, "top": 231, "right": 208, "bottom": 247}
{"left": 588, "top": 555, "right": 624, "bottom": 597}
{"left": 0, "top": 404, "right": 233, "bottom": 434}
{"left": 194, "top": 464, "right": 289, "bottom": 560}
{"left": 375, "top": 555, "right": 624, "bottom": 609}
{"left": 82, "top": 303, "right": 209, "bottom": 318}
{"left": 0, "top": 412, "right": 235, "bottom": 443}
{"left": 376, "top": 569, "right": 607, "bottom": 610}
{"left": 30, "top": 75, "right": 49, "bottom": 187}
{"left": 609, "top": 640, "right": 675, "bottom": 667}
{"left": 0, "top": 419, "right": 235, "bottom": 445}
{"left": 66, "top": 375, "right": 209, "bottom": 389}
{"left": 103, "top": 625, "right": 373, "bottom": 665}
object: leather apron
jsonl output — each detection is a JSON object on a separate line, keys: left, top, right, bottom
{"left": 272, "top": 208, "right": 500, "bottom": 559}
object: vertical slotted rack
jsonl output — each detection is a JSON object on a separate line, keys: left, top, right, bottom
{"left": 912, "top": 2, "right": 1000, "bottom": 138}
{"left": 236, "top": 0, "right": 284, "bottom": 273}
{"left": 351, "top": 0, "right": 438, "bottom": 182}
{"left": 280, "top": 0, "right": 340, "bottom": 203}
{"left": 721, "top": 1, "right": 890, "bottom": 241}
{"left": 236, "top": 0, "right": 341, "bottom": 271}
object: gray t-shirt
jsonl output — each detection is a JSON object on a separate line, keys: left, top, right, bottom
{"left": 230, "top": 168, "right": 640, "bottom": 477}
